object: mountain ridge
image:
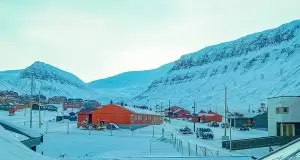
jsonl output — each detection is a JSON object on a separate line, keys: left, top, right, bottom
{"left": 0, "top": 20, "right": 300, "bottom": 109}
{"left": 132, "top": 19, "right": 300, "bottom": 111}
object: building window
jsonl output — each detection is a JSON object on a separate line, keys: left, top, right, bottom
{"left": 276, "top": 107, "right": 289, "bottom": 114}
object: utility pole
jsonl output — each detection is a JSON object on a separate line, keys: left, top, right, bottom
{"left": 193, "top": 101, "right": 196, "bottom": 132}
{"left": 168, "top": 100, "right": 171, "bottom": 124}
{"left": 229, "top": 116, "right": 232, "bottom": 152}
{"left": 222, "top": 84, "right": 228, "bottom": 140}
{"left": 160, "top": 102, "right": 163, "bottom": 116}
{"left": 39, "top": 91, "right": 41, "bottom": 128}
{"left": 24, "top": 103, "right": 27, "bottom": 116}
{"left": 30, "top": 74, "right": 34, "bottom": 128}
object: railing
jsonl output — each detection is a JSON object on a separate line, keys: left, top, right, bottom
{"left": 0, "top": 119, "right": 43, "bottom": 151}
{"left": 21, "top": 136, "right": 43, "bottom": 148}
{"left": 222, "top": 136, "right": 300, "bottom": 150}
{"left": 83, "top": 156, "right": 251, "bottom": 160}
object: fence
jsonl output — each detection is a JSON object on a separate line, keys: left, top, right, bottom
{"left": 222, "top": 136, "right": 300, "bottom": 150}
{"left": 167, "top": 133, "right": 230, "bottom": 157}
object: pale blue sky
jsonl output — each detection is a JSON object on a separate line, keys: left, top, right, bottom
{"left": 1, "top": 0, "right": 300, "bottom": 82}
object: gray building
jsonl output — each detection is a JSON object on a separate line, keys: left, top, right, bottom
{"left": 268, "top": 96, "right": 300, "bottom": 136}
{"left": 252, "top": 112, "right": 268, "bottom": 130}
{"left": 228, "top": 112, "right": 267, "bottom": 129}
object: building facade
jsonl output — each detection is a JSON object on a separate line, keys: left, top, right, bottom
{"left": 77, "top": 104, "right": 163, "bottom": 129}
{"left": 268, "top": 96, "right": 300, "bottom": 136}
{"left": 165, "top": 106, "right": 191, "bottom": 119}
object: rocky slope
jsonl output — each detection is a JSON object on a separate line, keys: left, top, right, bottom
{"left": 133, "top": 20, "right": 300, "bottom": 111}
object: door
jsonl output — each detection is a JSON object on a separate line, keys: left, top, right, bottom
{"left": 88, "top": 114, "right": 93, "bottom": 124}
{"left": 280, "top": 124, "right": 295, "bottom": 136}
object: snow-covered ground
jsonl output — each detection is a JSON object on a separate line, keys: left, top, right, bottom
{"left": 0, "top": 121, "right": 54, "bottom": 160}
{"left": 0, "top": 110, "right": 180, "bottom": 159}
{"left": 0, "top": 109, "right": 270, "bottom": 159}
{"left": 163, "top": 119, "right": 270, "bottom": 157}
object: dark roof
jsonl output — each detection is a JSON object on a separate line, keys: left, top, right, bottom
{"left": 267, "top": 96, "right": 300, "bottom": 99}
{"left": 79, "top": 107, "right": 98, "bottom": 114}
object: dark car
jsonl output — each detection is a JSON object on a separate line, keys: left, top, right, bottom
{"left": 240, "top": 124, "right": 250, "bottom": 131}
{"left": 196, "top": 128, "right": 214, "bottom": 139}
{"left": 208, "top": 121, "right": 219, "bottom": 127}
{"left": 221, "top": 123, "right": 230, "bottom": 128}
{"left": 179, "top": 126, "right": 193, "bottom": 134}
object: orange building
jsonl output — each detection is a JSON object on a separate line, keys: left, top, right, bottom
{"left": 77, "top": 104, "right": 163, "bottom": 129}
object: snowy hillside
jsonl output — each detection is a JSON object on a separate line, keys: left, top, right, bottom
{"left": 133, "top": 20, "right": 300, "bottom": 111}
{"left": 88, "top": 63, "right": 173, "bottom": 102}
{"left": 0, "top": 70, "right": 22, "bottom": 92}
{"left": 0, "top": 61, "right": 97, "bottom": 99}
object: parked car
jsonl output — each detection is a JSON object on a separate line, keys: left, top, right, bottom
{"left": 240, "top": 124, "right": 250, "bottom": 131}
{"left": 106, "top": 123, "right": 119, "bottom": 130}
{"left": 196, "top": 128, "right": 214, "bottom": 139}
{"left": 208, "top": 121, "right": 219, "bottom": 127}
{"left": 221, "top": 123, "right": 230, "bottom": 128}
{"left": 179, "top": 126, "right": 193, "bottom": 134}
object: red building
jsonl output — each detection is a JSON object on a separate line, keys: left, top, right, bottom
{"left": 194, "top": 111, "right": 222, "bottom": 123}
{"left": 200, "top": 111, "right": 222, "bottom": 122}
{"left": 78, "top": 104, "right": 163, "bottom": 129}
{"left": 165, "top": 106, "right": 191, "bottom": 119}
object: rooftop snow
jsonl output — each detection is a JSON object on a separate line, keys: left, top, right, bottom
{"left": 119, "top": 105, "right": 161, "bottom": 116}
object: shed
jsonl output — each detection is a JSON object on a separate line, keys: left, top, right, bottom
{"left": 252, "top": 112, "right": 268, "bottom": 130}
{"left": 228, "top": 112, "right": 258, "bottom": 128}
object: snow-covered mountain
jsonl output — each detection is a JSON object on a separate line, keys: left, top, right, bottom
{"left": 0, "top": 61, "right": 96, "bottom": 99}
{"left": 133, "top": 20, "right": 300, "bottom": 112}
{"left": 1, "top": 20, "right": 300, "bottom": 109}
{"left": 88, "top": 63, "right": 173, "bottom": 102}
{"left": 0, "top": 70, "right": 22, "bottom": 92}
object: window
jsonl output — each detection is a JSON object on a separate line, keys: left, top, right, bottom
{"left": 276, "top": 107, "right": 289, "bottom": 114}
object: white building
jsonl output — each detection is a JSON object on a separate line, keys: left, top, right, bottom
{"left": 268, "top": 96, "right": 300, "bottom": 136}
